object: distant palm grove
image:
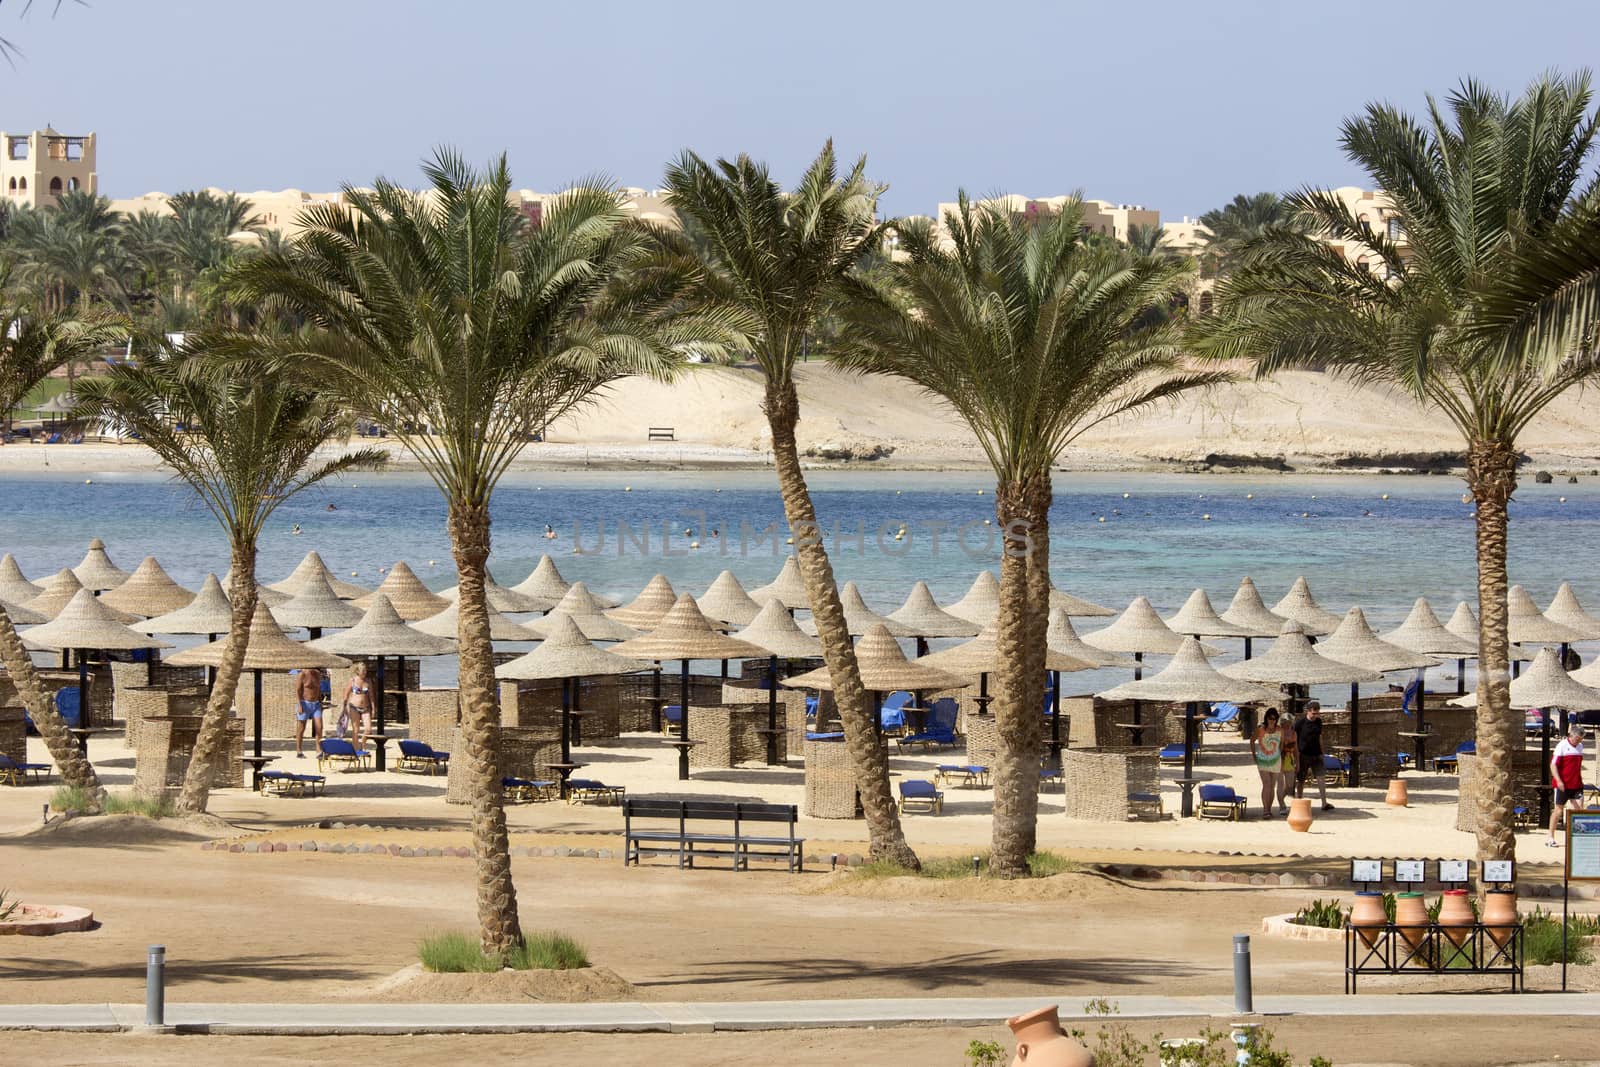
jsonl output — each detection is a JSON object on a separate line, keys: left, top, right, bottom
{"left": 1, "top": 72, "right": 1598, "bottom": 960}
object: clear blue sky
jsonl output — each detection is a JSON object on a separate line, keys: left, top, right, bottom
{"left": 9, "top": 0, "right": 1598, "bottom": 219}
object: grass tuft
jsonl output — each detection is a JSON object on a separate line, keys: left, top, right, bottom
{"left": 419, "top": 932, "right": 498, "bottom": 973}
{"left": 50, "top": 786, "right": 172, "bottom": 818}
{"left": 513, "top": 930, "right": 589, "bottom": 970}
{"left": 419, "top": 930, "right": 590, "bottom": 973}
{"left": 1524, "top": 908, "right": 1596, "bottom": 966}
{"left": 852, "top": 850, "right": 1077, "bottom": 881}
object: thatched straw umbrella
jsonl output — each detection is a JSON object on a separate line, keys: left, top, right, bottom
{"left": 921, "top": 624, "right": 1092, "bottom": 753}
{"left": 134, "top": 574, "right": 234, "bottom": 638}
{"left": 21, "top": 588, "right": 171, "bottom": 738}
{"left": 495, "top": 616, "right": 649, "bottom": 796}
{"left": 356, "top": 562, "right": 447, "bottom": 621}
{"left": 1545, "top": 584, "right": 1600, "bottom": 643}
{"left": 1166, "top": 589, "right": 1254, "bottom": 640}
{"left": 310, "top": 594, "right": 456, "bottom": 769}
{"left": 1444, "top": 602, "right": 1479, "bottom": 695}
{"left": 269, "top": 572, "right": 365, "bottom": 639}
{"left": 1271, "top": 577, "right": 1343, "bottom": 636}
{"left": 525, "top": 583, "right": 638, "bottom": 642}
{"left": 606, "top": 574, "right": 678, "bottom": 630}
{"left": 171, "top": 601, "right": 350, "bottom": 765}
{"left": 1221, "top": 577, "right": 1287, "bottom": 658}
{"left": 946, "top": 571, "right": 1001, "bottom": 627}
{"left": 1508, "top": 584, "right": 1586, "bottom": 649}
{"left": 513, "top": 555, "right": 572, "bottom": 604}
{"left": 783, "top": 624, "right": 969, "bottom": 748}
{"left": 0, "top": 553, "right": 41, "bottom": 605}
{"left": 696, "top": 571, "right": 763, "bottom": 628}
{"left": 27, "top": 569, "right": 139, "bottom": 623}
{"left": 800, "top": 582, "right": 917, "bottom": 639}
{"left": 1051, "top": 586, "right": 1114, "bottom": 617}
{"left": 1315, "top": 607, "right": 1439, "bottom": 786}
{"left": 734, "top": 599, "right": 824, "bottom": 765}
{"left": 415, "top": 598, "right": 539, "bottom": 642}
{"left": 611, "top": 594, "right": 765, "bottom": 779}
{"left": 1098, "top": 637, "right": 1277, "bottom": 815}
{"left": 442, "top": 574, "right": 553, "bottom": 615}
{"left": 220, "top": 567, "right": 291, "bottom": 607}
{"left": 1083, "top": 596, "right": 1202, "bottom": 745}
{"left": 888, "top": 581, "right": 979, "bottom": 657}
{"left": 750, "top": 557, "right": 810, "bottom": 612}
{"left": 0, "top": 597, "right": 46, "bottom": 625}
{"left": 1045, "top": 609, "right": 1137, "bottom": 756}
{"left": 71, "top": 538, "right": 130, "bottom": 592}
{"left": 1383, "top": 597, "right": 1479, "bottom": 769}
{"left": 99, "top": 557, "right": 195, "bottom": 619}
{"left": 269, "top": 551, "right": 371, "bottom": 601}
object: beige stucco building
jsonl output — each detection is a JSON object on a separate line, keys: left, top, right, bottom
{"left": 932, "top": 194, "right": 1159, "bottom": 244}
{"left": 1, "top": 127, "right": 96, "bottom": 208}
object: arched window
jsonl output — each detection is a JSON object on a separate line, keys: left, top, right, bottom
{"left": 18, "top": 177, "right": 26, "bottom": 191}
{"left": 7, "top": 178, "right": 14, "bottom": 193}
{"left": 67, "top": 177, "right": 78, "bottom": 191}
{"left": 48, "top": 176, "right": 61, "bottom": 194}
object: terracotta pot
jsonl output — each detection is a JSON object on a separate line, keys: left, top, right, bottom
{"left": 1393, "top": 891, "right": 1428, "bottom": 956}
{"left": 1482, "top": 888, "right": 1521, "bottom": 948}
{"left": 1286, "top": 796, "right": 1313, "bottom": 832}
{"left": 1007, "top": 1005, "right": 1092, "bottom": 1067}
{"left": 1385, "top": 778, "right": 1409, "bottom": 806}
{"left": 1437, "top": 888, "right": 1474, "bottom": 947}
{"left": 1350, "top": 891, "right": 1388, "bottom": 948}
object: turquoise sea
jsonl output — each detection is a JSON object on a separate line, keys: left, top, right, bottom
{"left": 2, "top": 468, "right": 1596, "bottom": 695}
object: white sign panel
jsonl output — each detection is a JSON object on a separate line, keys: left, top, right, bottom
{"left": 1394, "top": 859, "right": 1426, "bottom": 884}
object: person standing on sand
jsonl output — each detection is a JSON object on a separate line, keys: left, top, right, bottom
{"left": 293, "top": 666, "right": 325, "bottom": 758}
{"left": 1294, "top": 700, "right": 1334, "bottom": 811}
{"left": 1251, "top": 708, "right": 1285, "bottom": 819}
{"left": 1550, "top": 721, "right": 1587, "bottom": 848}
{"left": 340, "top": 662, "right": 374, "bottom": 754}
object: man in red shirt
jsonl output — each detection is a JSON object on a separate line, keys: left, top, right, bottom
{"left": 1549, "top": 722, "right": 1587, "bottom": 848}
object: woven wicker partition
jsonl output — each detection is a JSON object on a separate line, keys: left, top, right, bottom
{"left": 123, "top": 685, "right": 209, "bottom": 750}
{"left": 689, "top": 702, "right": 770, "bottom": 768}
{"left": 133, "top": 715, "right": 244, "bottom": 801}
{"left": 0, "top": 705, "right": 23, "bottom": 765}
{"left": 232, "top": 670, "right": 298, "bottom": 741}
{"left": 721, "top": 682, "right": 794, "bottom": 763}
{"left": 1062, "top": 746, "right": 1162, "bottom": 822}
{"left": 1456, "top": 750, "right": 1546, "bottom": 833}
{"left": 407, "top": 688, "right": 459, "bottom": 752}
{"left": 445, "top": 726, "right": 559, "bottom": 804}
{"left": 111, "top": 661, "right": 207, "bottom": 733}
{"left": 1319, "top": 699, "right": 1404, "bottom": 782}
{"left": 804, "top": 737, "right": 860, "bottom": 818}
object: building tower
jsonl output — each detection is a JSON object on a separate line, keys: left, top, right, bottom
{"left": 0, "top": 127, "right": 97, "bottom": 208}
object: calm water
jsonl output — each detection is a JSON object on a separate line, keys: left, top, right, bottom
{"left": 3, "top": 468, "right": 1596, "bottom": 693}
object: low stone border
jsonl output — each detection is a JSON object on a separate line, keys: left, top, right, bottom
{"left": 0, "top": 904, "right": 95, "bottom": 936}
{"left": 1260, "top": 913, "right": 1343, "bottom": 942}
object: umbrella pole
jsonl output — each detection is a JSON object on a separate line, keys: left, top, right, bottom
{"left": 651, "top": 665, "right": 662, "bottom": 733}
{"left": 916, "top": 637, "right": 928, "bottom": 658}
{"left": 873, "top": 690, "right": 883, "bottom": 745}
{"left": 373, "top": 656, "right": 387, "bottom": 767}
{"left": 1181, "top": 700, "right": 1196, "bottom": 817}
{"left": 1458, "top": 657, "right": 1466, "bottom": 696}
{"left": 1415, "top": 669, "right": 1428, "bottom": 770}
{"left": 977, "top": 672, "right": 990, "bottom": 716}
{"left": 765, "top": 654, "right": 779, "bottom": 766}
{"left": 678, "top": 659, "right": 691, "bottom": 781}
{"left": 1049, "top": 669, "right": 1063, "bottom": 759}
{"left": 207, "top": 634, "right": 217, "bottom": 690}
{"left": 253, "top": 669, "right": 263, "bottom": 759}
{"left": 309, "top": 627, "right": 322, "bottom": 641}
{"left": 571, "top": 675, "right": 583, "bottom": 747}
{"left": 76, "top": 651, "right": 88, "bottom": 733}
{"left": 1348, "top": 682, "right": 1361, "bottom": 789}
{"left": 560, "top": 677, "right": 572, "bottom": 800}
{"left": 395, "top": 656, "right": 410, "bottom": 729}
{"left": 1243, "top": 637, "right": 1253, "bottom": 662}
{"left": 373, "top": 656, "right": 389, "bottom": 771}
{"left": 1541, "top": 708, "right": 1553, "bottom": 828}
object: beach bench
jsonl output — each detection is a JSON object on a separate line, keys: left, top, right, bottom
{"left": 647, "top": 426, "right": 676, "bottom": 441}
{"left": 0, "top": 753, "right": 52, "bottom": 785}
{"left": 623, "top": 797, "right": 803, "bottom": 872}
{"left": 259, "top": 770, "right": 326, "bottom": 797}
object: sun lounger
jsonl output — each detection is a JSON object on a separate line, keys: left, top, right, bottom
{"left": 1158, "top": 743, "right": 1188, "bottom": 766}
{"left": 1201, "top": 702, "right": 1240, "bottom": 731}
{"left": 567, "top": 778, "right": 624, "bottom": 805}
{"left": 897, "top": 698, "right": 959, "bottom": 751}
{"left": 1127, "top": 791, "right": 1164, "bottom": 820}
{"left": 935, "top": 764, "right": 989, "bottom": 788}
{"left": 317, "top": 738, "right": 370, "bottom": 773}
{"left": 1323, "top": 753, "right": 1349, "bottom": 787}
{"left": 898, "top": 779, "right": 944, "bottom": 815}
{"left": 54, "top": 688, "right": 83, "bottom": 730}
{"left": 805, "top": 730, "right": 845, "bottom": 741}
{"left": 0, "top": 753, "right": 52, "bottom": 785}
{"left": 259, "top": 770, "right": 326, "bottom": 797}
{"left": 661, "top": 705, "right": 683, "bottom": 735}
{"left": 396, "top": 739, "right": 450, "bottom": 775}
{"left": 879, "top": 691, "right": 913, "bottom": 735}
{"left": 502, "top": 776, "right": 556, "bottom": 803}
{"left": 1197, "top": 784, "right": 1247, "bottom": 821}
{"left": 1039, "top": 766, "right": 1062, "bottom": 791}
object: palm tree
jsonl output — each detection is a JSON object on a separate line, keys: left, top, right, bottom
{"left": 1197, "top": 192, "right": 1304, "bottom": 273}
{"left": 663, "top": 143, "right": 922, "bottom": 869}
{"left": 1190, "top": 73, "right": 1600, "bottom": 863}
{"left": 229, "top": 150, "right": 704, "bottom": 959}
{"left": 838, "top": 198, "right": 1219, "bottom": 874}
{"left": 1124, "top": 222, "right": 1170, "bottom": 259}
{"left": 72, "top": 335, "right": 382, "bottom": 814}
{"left": 0, "top": 293, "right": 125, "bottom": 433}
{"left": 0, "top": 606, "right": 107, "bottom": 810}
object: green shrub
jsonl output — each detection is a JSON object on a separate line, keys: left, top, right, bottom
{"left": 1524, "top": 908, "right": 1596, "bottom": 966}
{"left": 964, "top": 1039, "right": 1005, "bottom": 1067}
{"left": 1291, "top": 899, "right": 1347, "bottom": 929}
{"left": 513, "top": 930, "right": 589, "bottom": 970}
{"left": 419, "top": 930, "right": 590, "bottom": 972}
{"left": 50, "top": 786, "right": 171, "bottom": 818}
{"left": 418, "top": 932, "right": 499, "bottom": 973}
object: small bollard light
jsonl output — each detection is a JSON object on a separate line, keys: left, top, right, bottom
{"left": 972, "top": 855, "right": 981, "bottom": 876}
{"left": 1232, "top": 934, "right": 1253, "bottom": 1014}
{"left": 146, "top": 944, "right": 166, "bottom": 1027}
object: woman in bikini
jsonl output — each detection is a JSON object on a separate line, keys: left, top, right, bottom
{"left": 341, "top": 662, "right": 375, "bottom": 753}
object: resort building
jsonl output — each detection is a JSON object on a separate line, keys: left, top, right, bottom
{"left": 931, "top": 194, "right": 1158, "bottom": 244}
{"left": 0, "top": 127, "right": 96, "bottom": 208}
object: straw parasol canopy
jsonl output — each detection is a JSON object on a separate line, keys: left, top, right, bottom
{"left": 0, "top": 553, "right": 42, "bottom": 604}
{"left": 495, "top": 616, "right": 649, "bottom": 681}
{"left": 800, "top": 582, "right": 917, "bottom": 637}
{"left": 1165, "top": 589, "right": 1253, "bottom": 638}
{"left": 1083, "top": 596, "right": 1194, "bottom": 656}
{"left": 442, "top": 575, "right": 553, "bottom": 614}
{"left": 33, "top": 392, "right": 77, "bottom": 414}
{"left": 1445, "top": 602, "right": 1478, "bottom": 643}
{"left": 1270, "top": 577, "right": 1343, "bottom": 635}
{"left": 524, "top": 582, "right": 638, "bottom": 642}
{"left": 268, "top": 551, "right": 371, "bottom": 600}
{"left": 134, "top": 574, "right": 235, "bottom": 635}
{"left": 610, "top": 594, "right": 766, "bottom": 662}
{"left": 1567, "top": 656, "right": 1600, "bottom": 689}
{"left": 1544, "top": 583, "right": 1600, "bottom": 641}
{"left": 171, "top": 601, "right": 350, "bottom": 671}
{"left": 695, "top": 570, "right": 763, "bottom": 627}
{"left": 919, "top": 625, "right": 1093, "bottom": 678}
{"left": 21, "top": 589, "right": 171, "bottom": 652}
{"left": 1384, "top": 597, "right": 1479, "bottom": 656}
{"left": 356, "top": 562, "right": 448, "bottom": 621}
{"left": 606, "top": 574, "right": 678, "bottom": 630}
{"left": 750, "top": 557, "right": 810, "bottom": 611}
{"left": 1221, "top": 576, "right": 1286, "bottom": 635}
{"left": 946, "top": 571, "right": 1000, "bottom": 626}
{"left": 783, "top": 623, "right": 970, "bottom": 693}
{"left": 71, "top": 538, "right": 130, "bottom": 591}
{"left": 26, "top": 569, "right": 139, "bottom": 623}
{"left": 221, "top": 568, "right": 291, "bottom": 607}
{"left": 1450, "top": 647, "right": 1600, "bottom": 710}
{"left": 308, "top": 594, "right": 457, "bottom": 658}
{"left": 1317, "top": 607, "right": 1440, "bottom": 673}
{"left": 1506, "top": 584, "right": 1586, "bottom": 646}
{"left": 1050, "top": 586, "right": 1114, "bottom": 617}
{"left": 888, "top": 581, "right": 981, "bottom": 638}
{"left": 0, "top": 597, "right": 47, "bottom": 625}
{"left": 733, "top": 598, "right": 824, "bottom": 659}
{"left": 269, "top": 572, "right": 367, "bottom": 632}
{"left": 1097, "top": 637, "right": 1277, "bottom": 703}
{"left": 97, "top": 557, "right": 195, "bottom": 618}
{"left": 1222, "top": 622, "right": 1382, "bottom": 685}
{"left": 414, "top": 598, "right": 539, "bottom": 642}
{"left": 1048, "top": 608, "right": 1137, "bottom": 668}
{"left": 512, "top": 554, "right": 569, "bottom": 602}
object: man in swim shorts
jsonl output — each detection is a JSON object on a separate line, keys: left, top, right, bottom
{"left": 294, "top": 666, "right": 325, "bottom": 758}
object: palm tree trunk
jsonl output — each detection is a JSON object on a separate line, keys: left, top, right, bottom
{"left": 175, "top": 541, "right": 257, "bottom": 814}
{"left": 0, "top": 604, "right": 105, "bottom": 810}
{"left": 1469, "top": 438, "right": 1518, "bottom": 862}
{"left": 990, "top": 472, "right": 1051, "bottom": 877}
{"left": 449, "top": 499, "right": 523, "bottom": 959}
{"left": 764, "top": 379, "right": 919, "bottom": 869}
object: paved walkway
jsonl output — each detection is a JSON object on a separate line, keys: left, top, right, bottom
{"left": 1, "top": 994, "right": 1593, "bottom": 1035}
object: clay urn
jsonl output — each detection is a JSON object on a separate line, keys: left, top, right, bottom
{"left": 1286, "top": 796, "right": 1313, "bottom": 832}
{"left": 1437, "top": 888, "right": 1475, "bottom": 947}
{"left": 1482, "top": 889, "right": 1521, "bottom": 948}
{"left": 1007, "top": 1005, "right": 1093, "bottom": 1067}
{"left": 1393, "top": 891, "right": 1428, "bottom": 955}
{"left": 1349, "top": 891, "right": 1388, "bottom": 948}
{"left": 1385, "top": 778, "right": 1409, "bottom": 807}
